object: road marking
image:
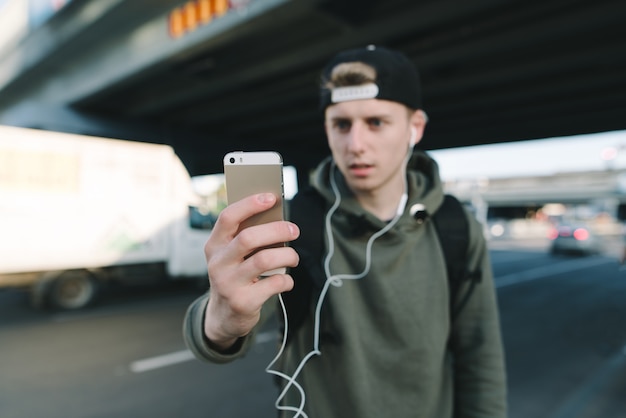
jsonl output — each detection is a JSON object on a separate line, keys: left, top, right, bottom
{"left": 255, "top": 330, "right": 278, "bottom": 344}
{"left": 130, "top": 349, "right": 195, "bottom": 373}
{"left": 496, "top": 257, "right": 613, "bottom": 288}
{"left": 129, "top": 330, "right": 277, "bottom": 373}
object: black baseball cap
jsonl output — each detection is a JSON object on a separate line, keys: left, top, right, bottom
{"left": 320, "top": 45, "right": 422, "bottom": 111}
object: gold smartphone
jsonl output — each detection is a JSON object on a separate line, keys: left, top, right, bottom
{"left": 223, "top": 151, "right": 286, "bottom": 276}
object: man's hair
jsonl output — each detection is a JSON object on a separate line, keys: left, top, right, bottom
{"left": 323, "top": 62, "right": 377, "bottom": 90}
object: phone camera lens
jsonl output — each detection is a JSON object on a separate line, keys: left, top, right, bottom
{"left": 229, "top": 157, "right": 235, "bottom": 164}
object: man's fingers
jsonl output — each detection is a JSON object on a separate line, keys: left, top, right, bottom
{"left": 213, "top": 193, "right": 277, "bottom": 239}
{"left": 234, "top": 221, "right": 299, "bottom": 256}
{"left": 206, "top": 221, "right": 299, "bottom": 290}
{"left": 250, "top": 273, "right": 295, "bottom": 302}
{"left": 242, "top": 245, "right": 300, "bottom": 278}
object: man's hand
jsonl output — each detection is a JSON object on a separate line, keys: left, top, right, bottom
{"left": 203, "top": 193, "right": 300, "bottom": 351}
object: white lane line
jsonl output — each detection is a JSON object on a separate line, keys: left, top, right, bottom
{"left": 496, "top": 257, "right": 613, "bottom": 288}
{"left": 129, "top": 331, "right": 277, "bottom": 373}
{"left": 130, "top": 349, "right": 196, "bottom": 373}
{"left": 255, "top": 330, "right": 278, "bottom": 344}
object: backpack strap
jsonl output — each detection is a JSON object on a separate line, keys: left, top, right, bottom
{"left": 288, "top": 187, "right": 327, "bottom": 287}
{"left": 431, "top": 195, "right": 482, "bottom": 320}
{"left": 282, "top": 187, "right": 326, "bottom": 342}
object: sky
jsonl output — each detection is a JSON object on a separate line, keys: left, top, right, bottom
{"left": 429, "top": 129, "right": 626, "bottom": 181}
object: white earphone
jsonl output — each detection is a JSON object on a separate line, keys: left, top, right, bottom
{"left": 409, "top": 126, "right": 418, "bottom": 147}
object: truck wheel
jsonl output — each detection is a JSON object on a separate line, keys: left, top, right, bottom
{"left": 49, "top": 271, "right": 99, "bottom": 310}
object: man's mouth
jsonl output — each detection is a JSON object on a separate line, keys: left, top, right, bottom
{"left": 348, "top": 163, "right": 373, "bottom": 176}
{"left": 349, "top": 162, "right": 372, "bottom": 169}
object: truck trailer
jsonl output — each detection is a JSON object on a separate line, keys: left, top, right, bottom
{"left": 0, "top": 125, "right": 213, "bottom": 309}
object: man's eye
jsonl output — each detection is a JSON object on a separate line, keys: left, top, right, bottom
{"left": 368, "top": 118, "right": 383, "bottom": 127}
{"left": 335, "top": 120, "right": 351, "bottom": 131}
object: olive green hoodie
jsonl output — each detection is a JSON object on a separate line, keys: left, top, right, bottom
{"left": 183, "top": 151, "right": 507, "bottom": 418}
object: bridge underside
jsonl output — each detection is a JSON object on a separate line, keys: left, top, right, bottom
{"left": 1, "top": 0, "right": 625, "bottom": 176}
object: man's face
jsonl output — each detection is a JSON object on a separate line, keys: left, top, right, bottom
{"left": 324, "top": 98, "right": 423, "bottom": 196}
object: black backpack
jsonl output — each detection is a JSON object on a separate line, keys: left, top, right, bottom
{"left": 283, "top": 187, "right": 482, "bottom": 343}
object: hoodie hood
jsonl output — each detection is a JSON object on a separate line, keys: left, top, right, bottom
{"left": 309, "top": 150, "right": 445, "bottom": 227}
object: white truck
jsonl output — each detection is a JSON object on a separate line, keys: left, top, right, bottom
{"left": 0, "top": 125, "right": 214, "bottom": 309}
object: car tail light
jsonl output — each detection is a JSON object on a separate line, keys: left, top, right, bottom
{"left": 573, "top": 228, "right": 590, "bottom": 241}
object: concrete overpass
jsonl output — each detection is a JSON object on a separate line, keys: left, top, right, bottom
{"left": 445, "top": 169, "right": 626, "bottom": 207}
{"left": 1, "top": 0, "right": 626, "bottom": 178}
{"left": 444, "top": 169, "right": 626, "bottom": 240}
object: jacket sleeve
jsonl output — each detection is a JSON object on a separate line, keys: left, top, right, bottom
{"left": 449, "top": 213, "right": 508, "bottom": 418}
{"left": 182, "top": 292, "right": 257, "bottom": 364}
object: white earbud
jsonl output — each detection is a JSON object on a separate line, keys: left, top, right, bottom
{"left": 399, "top": 127, "right": 417, "bottom": 215}
{"left": 409, "top": 127, "right": 418, "bottom": 147}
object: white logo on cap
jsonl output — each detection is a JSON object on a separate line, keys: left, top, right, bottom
{"left": 331, "top": 83, "right": 379, "bottom": 103}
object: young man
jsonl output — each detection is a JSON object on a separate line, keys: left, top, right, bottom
{"left": 183, "top": 45, "right": 507, "bottom": 418}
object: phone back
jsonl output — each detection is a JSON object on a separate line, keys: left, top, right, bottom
{"left": 223, "top": 151, "right": 285, "bottom": 232}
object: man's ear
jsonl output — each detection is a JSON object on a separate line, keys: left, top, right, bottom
{"left": 409, "top": 110, "right": 427, "bottom": 146}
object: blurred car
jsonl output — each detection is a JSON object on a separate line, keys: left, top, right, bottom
{"left": 548, "top": 224, "right": 602, "bottom": 256}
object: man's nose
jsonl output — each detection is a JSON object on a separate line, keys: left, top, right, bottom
{"left": 347, "top": 124, "right": 366, "bottom": 151}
